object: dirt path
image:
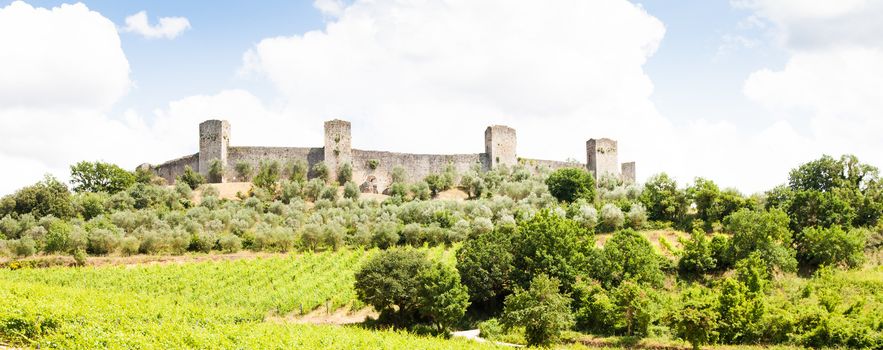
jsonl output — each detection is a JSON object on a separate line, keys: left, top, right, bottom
{"left": 450, "top": 329, "right": 522, "bottom": 347}
{"left": 266, "top": 306, "right": 378, "bottom": 325}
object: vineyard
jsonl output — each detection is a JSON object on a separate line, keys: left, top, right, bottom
{"left": 0, "top": 247, "right": 486, "bottom": 349}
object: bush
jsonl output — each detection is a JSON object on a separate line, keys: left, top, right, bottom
{"left": 119, "top": 236, "right": 140, "bottom": 256}
{"left": 280, "top": 180, "right": 303, "bottom": 204}
{"left": 87, "top": 228, "right": 120, "bottom": 255}
{"left": 43, "top": 220, "right": 73, "bottom": 253}
{"left": 640, "top": 173, "right": 688, "bottom": 224}
{"left": 219, "top": 234, "right": 242, "bottom": 253}
{"left": 510, "top": 210, "right": 589, "bottom": 291}
{"left": 312, "top": 161, "right": 330, "bottom": 183}
{"left": 11, "top": 236, "right": 36, "bottom": 257}
{"left": 600, "top": 203, "right": 625, "bottom": 231}
{"left": 594, "top": 229, "right": 663, "bottom": 288}
{"left": 391, "top": 166, "right": 407, "bottom": 183}
{"left": 726, "top": 209, "right": 796, "bottom": 273}
{"left": 343, "top": 181, "right": 360, "bottom": 200}
{"left": 501, "top": 274, "right": 574, "bottom": 347}
{"left": 416, "top": 263, "right": 470, "bottom": 332}
{"left": 410, "top": 181, "right": 431, "bottom": 201}
{"left": 797, "top": 226, "right": 866, "bottom": 269}
{"left": 372, "top": 221, "right": 400, "bottom": 248}
{"left": 612, "top": 280, "right": 659, "bottom": 337}
{"left": 303, "top": 179, "right": 325, "bottom": 202}
{"left": 545, "top": 167, "right": 596, "bottom": 203}
{"left": 670, "top": 286, "right": 720, "bottom": 350}
{"left": 338, "top": 162, "right": 353, "bottom": 184}
{"left": 253, "top": 161, "right": 281, "bottom": 191}
{"left": 573, "top": 279, "right": 616, "bottom": 334}
{"left": 627, "top": 203, "right": 648, "bottom": 229}
{"left": 354, "top": 249, "right": 431, "bottom": 326}
{"left": 456, "top": 230, "right": 514, "bottom": 310}
{"left": 69, "top": 161, "right": 135, "bottom": 194}
{"left": 678, "top": 229, "right": 716, "bottom": 277}
{"left": 234, "top": 161, "right": 253, "bottom": 181}
{"left": 1, "top": 175, "right": 75, "bottom": 219}
{"left": 75, "top": 192, "right": 108, "bottom": 220}
{"left": 208, "top": 159, "right": 224, "bottom": 183}
{"left": 177, "top": 166, "right": 205, "bottom": 190}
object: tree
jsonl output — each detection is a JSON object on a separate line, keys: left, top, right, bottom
{"left": 290, "top": 159, "right": 308, "bottom": 182}
{"left": 510, "top": 210, "right": 590, "bottom": 291}
{"left": 354, "top": 249, "right": 430, "bottom": 325}
{"left": 0, "top": 175, "right": 75, "bottom": 219}
{"left": 594, "top": 229, "right": 664, "bottom": 288}
{"left": 545, "top": 167, "right": 596, "bottom": 203}
{"left": 312, "top": 161, "right": 330, "bottom": 183}
{"left": 640, "top": 173, "right": 688, "bottom": 224}
{"left": 678, "top": 229, "right": 716, "bottom": 277}
{"left": 338, "top": 162, "right": 353, "bottom": 184}
{"left": 716, "top": 277, "right": 765, "bottom": 344}
{"left": 670, "top": 286, "right": 720, "bottom": 350}
{"left": 456, "top": 229, "right": 514, "bottom": 311}
{"left": 612, "top": 280, "right": 659, "bottom": 337}
{"left": 343, "top": 181, "right": 360, "bottom": 199}
{"left": 797, "top": 226, "right": 866, "bottom": 269}
{"left": 208, "top": 159, "right": 224, "bottom": 183}
{"left": 688, "top": 178, "right": 753, "bottom": 231}
{"left": 177, "top": 165, "right": 204, "bottom": 190}
{"left": 501, "top": 275, "right": 574, "bottom": 347}
{"left": 69, "top": 161, "right": 135, "bottom": 194}
{"left": 417, "top": 263, "right": 470, "bottom": 332}
{"left": 253, "top": 161, "right": 281, "bottom": 191}
{"left": 725, "top": 209, "right": 797, "bottom": 273}
{"left": 235, "top": 161, "right": 253, "bottom": 181}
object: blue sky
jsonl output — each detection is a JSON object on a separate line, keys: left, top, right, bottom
{"left": 1, "top": 0, "right": 882, "bottom": 195}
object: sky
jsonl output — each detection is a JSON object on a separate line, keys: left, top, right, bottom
{"left": 1, "top": 0, "right": 882, "bottom": 196}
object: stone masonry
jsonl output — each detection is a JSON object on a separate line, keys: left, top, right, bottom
{"left": 147, "top": 119, "right": 637, "bottom": 192}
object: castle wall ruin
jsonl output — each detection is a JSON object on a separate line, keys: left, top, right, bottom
{"left": 148, "top": 119, "right": 636, "bottom": 192}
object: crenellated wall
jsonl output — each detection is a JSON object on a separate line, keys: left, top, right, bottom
{"left": 147, "top": 119, "right": 637, "bottom": 192}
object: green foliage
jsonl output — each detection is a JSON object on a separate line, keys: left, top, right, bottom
{"left": 366, "top": 159, "right": 380, "bottom": 170}
{"left": 290, "top": 159, "right": 308, "bottom": 182}
{"left": 234, "top": 161, "right": 253, "bottom": 181}
{"left": 425, "top": 171, "right": 455, "bottom": 196}
{"left": 416, "top": 263, "right": 470, "bottom": 332}
{"left": 0, "top": 175, "right": 75, "bottom": 219}
{"left": 343, "top": 181, "right": 360, "bottom": 200}
{"left": 600, "top": 203, "right": 624, "bottom": 232}
{"left": 312, "top": 161, "right": 330, "bottom": 183}
{"left": 678, "top": 229, "right": 716, "bottom": 277}
{"left": 338, "top": 162, "right": 353, "bottom": 184}
{"left": 208, "top": 159, "right": 224, "bottom": 183}
{"left": 253, "top": 160, "right": 281, "bottom": 191}
{"left": 612, "top": 280, "right": 659, "bottom": 337}
{"left": 726, "top": 208, "right": 797, "bottom": 273}
{"left": 69, "top": 161, "right": 135, "bottom": 194}
{"left": 177, "top": 166, "right": 205, "bottom": 190}
{"left": 456, "top": 229, "right": 514, "bottom": 310}
{"left": 716, "top": 276, "right": 765, "bottom": 343}
{"left": 501, "top": 275, "right": 574, "bottom": 347}
{"left": 391, "top": 166, "right": 407, "bottom": 183}
{"left": 669, "top": 285, "right": 720, "bottom": 350}
{"left": 410, "top": 181, "right": 431, "bottom": 201}
{"left": 797, "top": 226, "right": 866, "bottom": 269}
{"left": 688, "top": 178, "right": 754, "bottom": 231}
{"left": 74, "top": 192, "right": 108, "bottom": 220}
{"left": 572, "top": 279, "right": 616, "bottom": 334}
{"left": 510, "top": 210, "right": 589, "bottom": 291}
{"left": 640, "top": 173, "right": 688, "bottom": 224}
{"left": 593, "top": 228, "right": 664, "bottom": 288}
{"left": 354, "top": 249, "right": 430, "bottom": 325}
{"left": 545, "top": 167, "right": 596, "bottom": 203}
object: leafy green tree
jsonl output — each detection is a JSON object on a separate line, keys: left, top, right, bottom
{"left": 354, "top": 249, "right": 430, "bottom": 326}
{"left": 725, "top": 209, "right": 797, "bottom": 273}
{"left": 391, "top": 166, "right": 407, "bottom": 183}
{"left": 343, "top": 181, "right": 360, "bottom": 199}
{"left": 1, "top": 175, "right": 75, "bottom": 219}
{"left": 678, "top": 229, "right": 716, "bottom": 277}
{"left": 312, "top": 161, "right": 330, "bottom": 183}
{"left": 338, "top": 162, "right": 353, "bottom": 184}
{"left": 501, "top": 275, "right": 574, "bottom": 347}
{"left": 74, "top": 192, "right": 108, "bottom": 220}
{"left": 594, "top": 229, "right": 663, "bottom": 288}
{"left": 290, "top": 159, "right": 308, "bottom": 182}
{"left": 716, "top": 277, "right": 765, "bottom": 343}
{"left": 640, "top": 173, "right": 688, "bottom": 224}
{"left": 234, "top": 161, "right": 253, "bottom": 181}
{"left": 417, "top": 263, "right": 470, "bottom": 333}
{"left": 70, "top": 161, "right": 135, "bottom": 194}
{"left": 545, "top": 167, "right": 596, "bottom": 203}
{"left": 410, "top": 181, "right": 432, "bottom": 201}
{"left": 177, "top": 165, "right": 205, "bottom": 190}
{"left": 688, "top": 178, "right": 753, "bottom": 231}
{"left": 572, "top": 279, "right": 616, "bottom": 334}
{"left": 612, "top": 280, "right": 659, "bottom": 337}
{"left": 670, "top": 286, "right": 720, "bottom": 350}
{"left": 797, "top": 226, "right": 866, "bottom": 269}
{"left": 510, "top": 210, "right": 590, "bottom": 291}
{"left": 208, "top": 159, "right": 224, "bottom": 183}
{"left": 253, "top": 161, "right": 281, "bottom": 191}
{"left": 456, "top": 229, "right": 514, "bottom": 310}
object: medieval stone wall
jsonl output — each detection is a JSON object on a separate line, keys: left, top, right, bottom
{"left": 225, "top": 146, "right": 324, "bottom": 182}
{"left": 351, "top": 150, "right": 483, "bottom": 193}
{"left": 154, "top": 153, "right": 199, "bottom": 184}
{"left": 587, "top": 138, "right": 620, "bottom": 179}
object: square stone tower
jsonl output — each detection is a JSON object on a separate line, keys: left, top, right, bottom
{"left": 485, "top": 125, "right": 517, "bottom": 169}
{"left": 324, "top": 119, "right": 353, "bottom": 182}
{"left": 621, "top": 162, "right": 636, "bottom": 183}
{"left": 586, "top": 138, "right": 619, "bottom": 180}
{"left": 199, "top": 119, "right": 230, "bottom": 182}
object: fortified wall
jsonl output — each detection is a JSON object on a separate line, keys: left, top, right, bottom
{"left": 146, "top": 119, "right": 636, "bottom": 193}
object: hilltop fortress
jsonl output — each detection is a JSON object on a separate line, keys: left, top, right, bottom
{"left": 144, "top": 119, "right": 635, "bottom": 193}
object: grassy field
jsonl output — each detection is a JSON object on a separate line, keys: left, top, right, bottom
{"left": 0, "top": 247, "right": 484, "bottom": 349}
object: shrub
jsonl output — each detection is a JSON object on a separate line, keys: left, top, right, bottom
{"left": 312, "top": 161, "right": 330, "bottom": 183}
{"left": 640, "top": 173, "right": 688, "bottom": 224}
{"left": 627, "top": 203, "right": 648, "bottom": 229}
{"left": 388, "top": 182, "right": 408, "bottom": 199}
{"left": 367, "top": 159, "right": 380, "bottom": 170}
{"left": 726, "top": 209, "right": 796, "bottom": 273}
{"left": 319, "top": 185, "right": 338, "bottom": 201}
{"left": 208, "top": 159, "right": 224, "bottom": 183}
{"left": 456, "top": 230, "right": 514, "bottom": 310}
{"left": 303, "top": 179, "right": 325, "bottom": 202}
{"left": 797, "top": 226, "right": 866, "bottom": 269}
{"left": 338, "top": 162, "right": 353, "bottom": 184}
{"left": 1, "top": 175, "right": 75, "bottom": 219}
{"left": 670, "top": 286, "right": 720, "bottom": 350}
{"left": 417, "top": 263, "right": 470, "bottom": 333}
{"left": 354, "top": 249, "right": 431, "bottom": 326}
{"left": 410, "top": 181, "right": 431, "bottom": 201}
{"left": 12, "top": 236, "right": 36, "bottom": 257}
{"left": 716, "top": 277, "right": 765, "bottom": 343}
{"left": 612, "top": 280, "right": 659, "bottom": 337}
{"left": 253, "top": 161, "right": 281, "bottom": 191}
{"left": 510, "top": 210, "right": 588, "bottom": 291}
{"left": 43, "top": 220, "right": 73, "bottom": 253}
{"left": 177, "top": 166, "right": 205, "bottom": 190}
{"left": 234, "top": 161, "right": 253, "bottom": 181}
{"left": 402, "top": 223, "right": 424, "bottom": 246}
{"left": 545, "top": 167, "right": 596, "bottom": 203}
{"left": 573, "top": 279, "right": 616, "bottom": 334}
{"left": 218, "top": 234, "right": 242, "bottom": 253}
{"left": 75, "top": 192, "right": 108, "bottom": 220}
{"left": 119, "top": 236, "right": 140, "bottom": 256}
{"left": 343, "top": 181, "right": 360, "bottom": 200}
{"left": 69, "top": 161, "right": 135, "bottom": 194}
{"left": 594, "top": 229, "right": 664, "bottom": 288}
{"left": 87, "top": 228, "right": 120, "bottom": 255}
{"left": 280, "top": 180, "right": 303, "bottom": 204}
{"left": 372, "top": 221, "right": 400, "bottom": 249}
{"left": 391, "top": 166, "right": 407, "bottom": 183}
{"left": 501, "top": 274, "right": 574, "bottom": 347}
{"left": 600, "top": 203, "right": 625, "bottom": 231}
{"left": 678, "top": 229, "right": 716, "bottom": 277}
{"left": 287, "top": 159, "right": 307, "bottom": 183}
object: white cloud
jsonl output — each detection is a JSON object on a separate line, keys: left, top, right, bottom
{"left": 314, "top": 0, "right": 346, "bottom": 17}
{"left": 739, "top": 0, "right": 883, "bottom": 177}
{"left": 123, "top": 10, "right": 190, "bottom": 40}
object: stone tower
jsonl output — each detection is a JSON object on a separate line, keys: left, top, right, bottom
{"left": 586, "top": 138, "right": 619, "bottom": 180}
{"left": 485, "top": 125, "right": 517, "bottom": 169}
{"left": 621, "top": 162, "right": 636, "bottom": 183}
{"left": 199, "top": 119, "right": 230, "bottom": 182}
{"left": 324, "top": 119, "right": 353, "bottom": 182}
